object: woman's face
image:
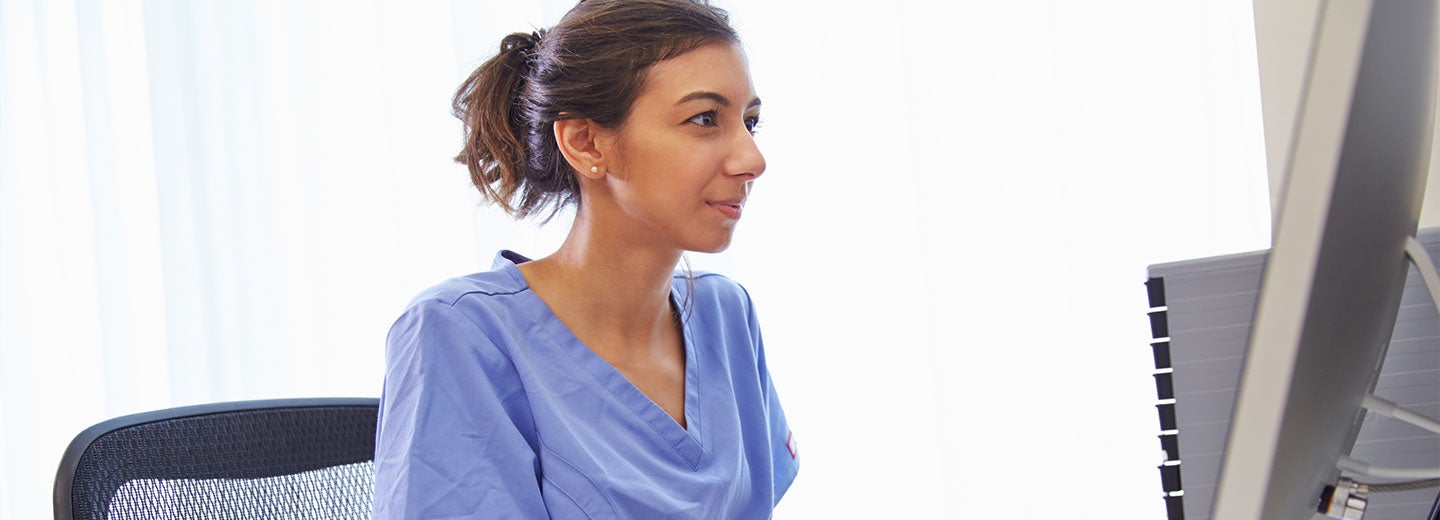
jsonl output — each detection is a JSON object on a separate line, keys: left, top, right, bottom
{"left": 598, "top": 42, "right": 766, "bottom": 254}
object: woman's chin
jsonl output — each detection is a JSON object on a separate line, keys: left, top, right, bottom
{"left": 686, "top": 233, "right": 734, "bottom": 255}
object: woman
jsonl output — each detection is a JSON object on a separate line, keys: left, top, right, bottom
{"left": 372, "top": 1, "right": 798, "bottom": 517}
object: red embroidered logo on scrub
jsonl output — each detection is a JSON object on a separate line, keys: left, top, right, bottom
{"left": 786, "top": 430, "right": 797, "bottom": 459}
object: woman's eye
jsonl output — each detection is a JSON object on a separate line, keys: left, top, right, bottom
{"left": 744, "top": 115, "right": 762, "bottom": 134}
{"left": 687, "top": 111, "right": 718, "bottom": 127}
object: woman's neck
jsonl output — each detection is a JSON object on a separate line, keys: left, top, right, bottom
{"left": 518, "top": 213, "right": 681, "bottom": 353}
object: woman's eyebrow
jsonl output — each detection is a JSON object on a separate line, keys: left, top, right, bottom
{"left": 675, "top": 91, "right": 763, "bottom": 109}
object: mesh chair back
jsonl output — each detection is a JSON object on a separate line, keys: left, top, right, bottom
{"left": 54, "top": 398, "right": 379, "bottom": 520}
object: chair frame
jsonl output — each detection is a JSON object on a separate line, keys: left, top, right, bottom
{"left": 53, "top": 397, "right": 379, "bottom": 520}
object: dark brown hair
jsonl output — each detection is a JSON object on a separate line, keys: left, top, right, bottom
{"left": 452, "top": 0, "right": 740, "bottom": 220}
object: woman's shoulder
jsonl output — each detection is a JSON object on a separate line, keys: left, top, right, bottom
{"left": 675, "top": 270, "right": 758, "bottom": 319}
{"left": 407, "top": 268, "right": 527, "bottom": 309}
{"left": 405, "top": 251, "right": 530, "bottom": 307}
{"left": 678, "top": 269, "right": 745, "bottom": 295}
{"left": 387, "top": 268, "right": 534, "bottom": 362}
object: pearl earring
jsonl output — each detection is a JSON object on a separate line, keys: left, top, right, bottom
{"left": 590, "top": 166, "right": 599, "bottom": 174}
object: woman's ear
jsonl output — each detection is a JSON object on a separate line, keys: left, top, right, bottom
{"left": 554, "top": 118, "right": 610, "bottom": 180}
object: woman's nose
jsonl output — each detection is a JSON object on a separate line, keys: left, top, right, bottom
{"left": 727, "top": 130, "right": 766, "bottom": 179}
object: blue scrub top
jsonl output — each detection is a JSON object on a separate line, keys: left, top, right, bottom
{"left": 374, "top": 251, "right": 798, "bottom": 519}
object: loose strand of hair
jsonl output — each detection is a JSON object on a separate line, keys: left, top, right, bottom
{"left": 680, "top": 253, "right": 696, "bottom": 322}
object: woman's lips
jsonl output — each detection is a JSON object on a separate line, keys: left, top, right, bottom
{"left": 708, "top": 201, "right": 742, "bottom": 219}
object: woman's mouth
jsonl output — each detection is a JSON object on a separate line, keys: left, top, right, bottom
{"left": 708, "top": 201, "right": 743, "bottom": 219}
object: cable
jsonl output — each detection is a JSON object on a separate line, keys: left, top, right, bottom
{"left": 1339, "top": 455, "right": 1440, "bottom": 480}
{"left": 1362, "top": 478, "right": 1440, "bottom": 492}
{"left": 1361, "top": 394, "right": 1440, "bottom": 435}
{"left": 1407, "top": 236, "right": 1440, "bottom": 312}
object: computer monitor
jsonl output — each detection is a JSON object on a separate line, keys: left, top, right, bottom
{"left": 1211, "top": 0, "right": 1438, "bottom": 519}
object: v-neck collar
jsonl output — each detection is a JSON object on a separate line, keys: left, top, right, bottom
{"left": 496, "top": 251, "right": 707, "bottom": 470}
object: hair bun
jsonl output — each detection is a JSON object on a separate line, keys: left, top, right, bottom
{"left": 502, "top": 30, "right": 546, "bottom": 67}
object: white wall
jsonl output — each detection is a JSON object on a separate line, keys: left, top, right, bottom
{"left": 710, "top": 2, "right": 1271, "bottom": 517}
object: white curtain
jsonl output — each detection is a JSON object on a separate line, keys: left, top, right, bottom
{"left": 1, "top": 1, "right": 1271, "bottom": 518}
{"left": 1, "top": 1, "right": 494, "bottom": 517}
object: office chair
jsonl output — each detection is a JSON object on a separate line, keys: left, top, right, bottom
{"left": 54, "top": 398, "right": 379, "bottom": 520}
